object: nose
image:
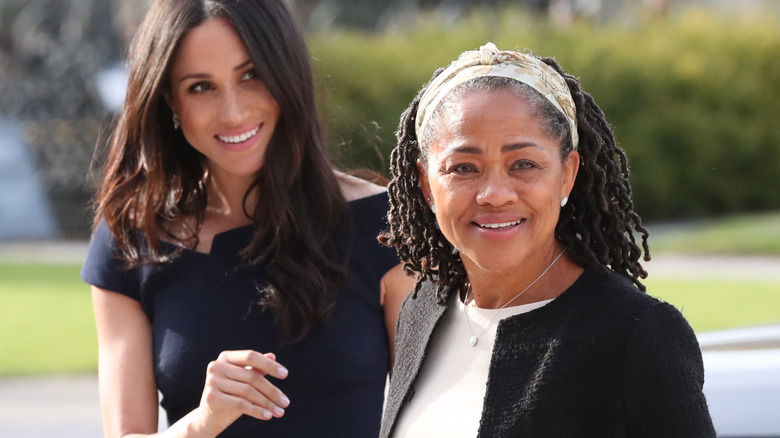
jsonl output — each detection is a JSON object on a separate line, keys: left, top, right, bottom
{"left": 475, "top": 169, "right": 518, "bottom": 207}
{"left": 220, "top": 87, "right": 250, "bottom": 125}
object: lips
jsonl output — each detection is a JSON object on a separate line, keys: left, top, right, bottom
{"left": 476, "top": 219, "right": 524, "bottom": 229}
{"left": 471, "top": 217, "right": 526, "bottom": 243}
{"left": 217, "top": 125, "right": 260, "bottom": 144}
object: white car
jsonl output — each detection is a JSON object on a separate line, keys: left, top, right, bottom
{"left": 700, "top": 324, "right": 780, "bottom": 437}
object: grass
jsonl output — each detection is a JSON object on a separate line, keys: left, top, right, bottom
{"left": 2, "top": 210, "right": 779, "bottom": 377}
{"left": 648, "top": 211, "right": 780, "bottom": 255}
{"left": 0, "top": 263, "right": 97, "bottom": 376}
{"left": 646, "top": 277, "right": 780, "bottom": 333}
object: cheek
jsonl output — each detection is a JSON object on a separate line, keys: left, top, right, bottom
{"left": 431, "top": 178, "right": 472, "bottom": 220}
{"left": 426, "top": 174, "right": 449, "bottom": 203}
{"left": 178, "top": 104, "right": 212, "bottom": 138}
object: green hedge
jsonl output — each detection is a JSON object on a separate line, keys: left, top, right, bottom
{"left": 309, "top": 8, "right": 780, "bottom": 220}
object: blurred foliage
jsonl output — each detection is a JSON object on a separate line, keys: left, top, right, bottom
{"left": 0, "top": 0, "right": 121, "bottom": 239}
{"left": 3, "top": 2, "right": 778, "bottom": 240}
{"left": 310, "top": 6, "right": 780, "bottom": 220}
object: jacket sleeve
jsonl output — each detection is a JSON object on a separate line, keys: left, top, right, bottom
{"left": 623, "top": 300, "right": 717, "bottom": 437}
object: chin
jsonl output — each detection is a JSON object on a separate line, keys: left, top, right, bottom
{"left": 462, "top": 251, "right": 524, "bottom": 275}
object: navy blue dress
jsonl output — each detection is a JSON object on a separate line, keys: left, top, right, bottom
{"left": 82, "top": 192, "right": 400, "bottom": 437}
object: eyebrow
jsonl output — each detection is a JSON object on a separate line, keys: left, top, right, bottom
{"left": 447, "top": 142, "right": 538, "bottom": 154}
{"left": 177, "top": 59, "right": 254, "bottom": 84}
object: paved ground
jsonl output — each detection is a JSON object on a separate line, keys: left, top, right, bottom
{"left": 0, "top": 373, "right": 166, "bottom": 437}
{"left": 1, "top": 240, "right": 778, "bottom": 436}
{"left": 0, "top": 375, "right": 104, "bottom": 437}
{"left": 645, "top": 254, "right": 780, "bottom": 281}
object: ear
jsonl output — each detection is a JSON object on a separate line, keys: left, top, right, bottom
{"left": 416, "top": 158, "right": 433, "bottom": 207}
{"left": 561, "top": 150, "right": 580, "bottom": 199}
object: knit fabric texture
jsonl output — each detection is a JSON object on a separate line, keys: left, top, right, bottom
{"left": 382, "top": 266, "right": 716, "bottom": 438}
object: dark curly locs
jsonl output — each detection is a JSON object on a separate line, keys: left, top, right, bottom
{"left": 379, "top": 56, "right": 650, "bottom": 303}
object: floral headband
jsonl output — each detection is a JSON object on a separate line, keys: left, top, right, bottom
{"left": 415, "top": 42, "right": 579, "bottom": 150}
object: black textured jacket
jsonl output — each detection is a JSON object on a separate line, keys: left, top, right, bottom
{"left": 381, "top": 266, "right": 716, "bottom": 438}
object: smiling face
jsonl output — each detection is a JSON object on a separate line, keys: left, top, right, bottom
{"left": 166, "top": 18, "right": 280, "bottom": 185}
{"left": 418, "top": 89, "right": 579, "bottom": 276}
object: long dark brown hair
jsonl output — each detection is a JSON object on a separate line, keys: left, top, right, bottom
{"left": 379, "top": 56, "right": 650, "bottom": 302}
{"left": 92, "top": 0, "right": 348, "bottom": 342}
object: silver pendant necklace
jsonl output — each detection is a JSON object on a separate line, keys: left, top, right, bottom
{"left": 463, "top": 247, "right": 566, "bottom": 347}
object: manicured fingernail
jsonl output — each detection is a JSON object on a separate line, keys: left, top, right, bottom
{"left": 262, "top": 410, "right": 273, "bottom": 419}
{"left": 274, "top": 406, "right": 285, "bottom": 416}
{"left": 277, "top": 367, "right": 288, "bottom": 377}
{"left": 280, "top": 395, "right": 290, "bottom": 407}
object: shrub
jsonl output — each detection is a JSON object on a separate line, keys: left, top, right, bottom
{"left": 309, "top": 7, "right": 780, "bottom": 220}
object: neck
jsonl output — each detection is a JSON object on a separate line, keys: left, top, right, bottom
{"left": 464, "top": 243, "right": 571, "bottom": 309}
{"left": 205, "top": 169, "right": 257, "bottom": 226}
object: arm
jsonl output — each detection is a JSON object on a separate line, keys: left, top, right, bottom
{"left": 92, "top": 287, "right": 291, "bottom": 438}
{"left": 623, "top": 301, "right": 716, "bottom": 438}
{"left": 92, "top": 286, "right": 160, "bottom": 437}
{"left": 380, "top": 264, "right": 416, "bottom": 365}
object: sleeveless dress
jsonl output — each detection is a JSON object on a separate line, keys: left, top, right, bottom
{"left": 81, "top": 192, "right": 399, "bottom": 437}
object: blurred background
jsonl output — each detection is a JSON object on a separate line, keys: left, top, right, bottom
{"left": 0, "top": 0, "right": 778, "bottom": 436}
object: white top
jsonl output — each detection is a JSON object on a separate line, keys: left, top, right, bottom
{"left": 393, "top": 293, "right": 554, "bottom": 437}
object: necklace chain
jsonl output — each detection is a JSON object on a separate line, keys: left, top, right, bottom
{"left": 463, "top": 247, "right": 567, "bottom": 347}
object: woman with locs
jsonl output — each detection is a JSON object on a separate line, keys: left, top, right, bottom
{"left": 81, "top": 0, "right": 414, "bottom": 436}
{"left": 379, "top": 42, "right": 715, "bottom": 437}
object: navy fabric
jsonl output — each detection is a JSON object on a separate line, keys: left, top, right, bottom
{"left": 82, "top": 192, "right": 399, "bottom": 437}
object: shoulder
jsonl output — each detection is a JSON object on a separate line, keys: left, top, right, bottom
{"left": 335, "top": 170, "right": 387, "bottom": 202}
{"left": 336, "top": 170, "right": 391, "bottom": 231}
{"left": 577, "top": 267, "right": 698, "bottom": 348}
{"left": 548, "top": 266, "right": 694, "bottom": 344}
{"left": 81, "top": 218, "right": 144, "bottom": 300}
{"left": 570, "top": 266, "right": 662, "bottom": 311}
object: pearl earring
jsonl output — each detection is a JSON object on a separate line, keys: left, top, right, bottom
{"left": 560, "top": 196, "right": 568, "bottom": 207}
{"left": 172, "top": 113, "right": 180, "bottom": 130}
{"left": 427, "top": 198, "right": 436, "bottom": 214}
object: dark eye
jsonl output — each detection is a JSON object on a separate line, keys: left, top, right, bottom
{"left": 451, "top": 163, "right": 478, "bottom": 174}
{"left": 242, "top": 69, "right": 258, "bottom": 80}
{"left": 511, "top": 160, "right": 536, "bottom": 171}
{"left": 189, "top": 82, "right": 212, "bottom": 93}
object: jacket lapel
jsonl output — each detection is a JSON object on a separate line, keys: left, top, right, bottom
{"left": 381, "top": 281, "right": 450, "bottom": 437}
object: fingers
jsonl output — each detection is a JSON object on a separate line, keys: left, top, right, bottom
{"left": 212, "top": 362, "right": 289, "bottom": 411}
{"left": 204, "top": 350, "right": 290, "bottom": 420}
{"left": 218, "top": 350, "right": 289, "bottom": 380}
{"left": 200, "top": 376, "right": 277, "bottom": 421}
{"left": 207, "top": 371, "right": 285, "bottom": 419}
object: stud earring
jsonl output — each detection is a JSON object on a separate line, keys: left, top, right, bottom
{"left": 172, "top": 113, "right": 180, "bottom": 130}
{"left": 560, "top": 196, "right": 568, "bottom": 207}
{"left": 427, "top": 198, "right": 436, "bottom": 215}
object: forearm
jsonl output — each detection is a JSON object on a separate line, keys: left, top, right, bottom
{"left": 119, "top": 408, "right": 217, "bottom": 438}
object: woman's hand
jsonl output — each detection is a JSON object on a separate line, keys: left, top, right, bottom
{"left": 184, "top": 350, "right": 290, "bottom": 437}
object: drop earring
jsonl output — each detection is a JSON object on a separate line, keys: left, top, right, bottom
{"left": 172, "top": 113, "right": 180, "bottom": 130}
{"left": 560, "top": 196, "right": 568, "bottom": 207}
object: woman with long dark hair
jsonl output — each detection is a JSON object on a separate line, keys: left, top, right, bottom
{"left": 82, "top": 0, "right": 413, "bottom": 436}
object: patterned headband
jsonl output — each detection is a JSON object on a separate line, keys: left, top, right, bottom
{"left": 415, "top": 42, "right": 579, "bottom": 150}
